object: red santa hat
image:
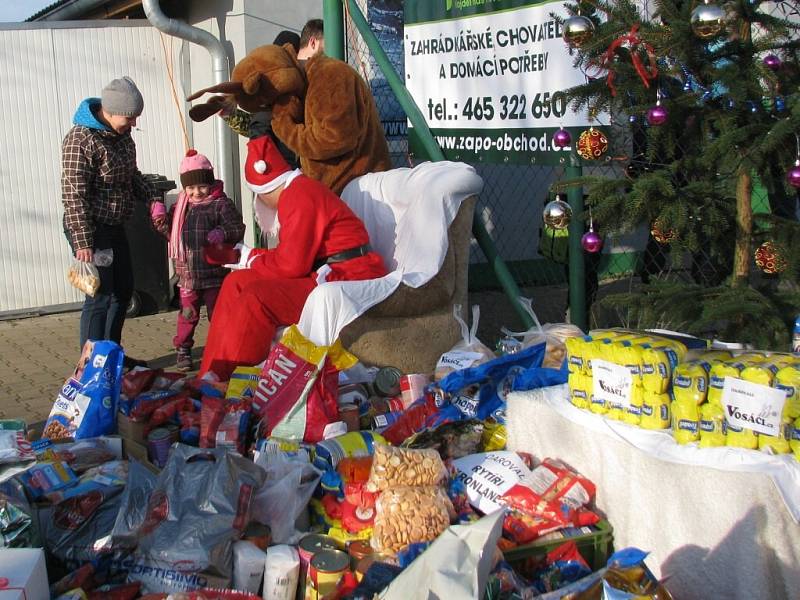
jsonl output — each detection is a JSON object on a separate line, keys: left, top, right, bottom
{"left": 244, "top": 135, "right": 292, "bottom": 194}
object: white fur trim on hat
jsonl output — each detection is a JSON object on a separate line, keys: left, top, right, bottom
{"left": 246, "top": 168, "right": 301, "bottom": 195}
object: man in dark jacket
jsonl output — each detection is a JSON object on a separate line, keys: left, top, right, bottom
{"left": 61, "top": 76, "right": 158, "bottom": 367}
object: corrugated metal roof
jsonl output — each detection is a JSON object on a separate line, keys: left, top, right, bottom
{"left": 25, "top": 0, "right": 72, "bottom": 21}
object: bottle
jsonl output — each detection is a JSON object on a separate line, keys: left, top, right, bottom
{"left": 793, "top": 315, "right": 800, "bottom": 355}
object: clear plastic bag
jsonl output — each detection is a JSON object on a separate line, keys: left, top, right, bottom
{"left": 371, "top": 485, "right": 452, "bottom": 554}
{"left": 93, "top": 248, "right": 114, "bottom": 267}
{"left": 502, "top": 297, "right": 584, "bottom": 369}
{"left": 365, "top": 444, "right": 447, "bottom": 492}
{"left": 434, "top": 304, "right": 496, "bottom": 380}
{"left": 67, "top": 259, "right": 100, "bottom": 297}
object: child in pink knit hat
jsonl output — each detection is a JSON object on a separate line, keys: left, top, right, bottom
{"left": 150, "top": 149, "right": 245, "bottom": 371}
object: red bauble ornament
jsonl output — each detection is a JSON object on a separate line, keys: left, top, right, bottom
{"left": 787, "top": 160, "right": 800, "bottom": 189}
{"left": 651, "top": 219, "right": 676, "bottom": 244}
{"left": 754, "top": 241, "right": 788, "bottom": 274}
{"left": 581, "top": 230, "right": 603, "bottom": 253}
{"left": 646, "top": 104, "right": 668, "bottom": 126}
{"left": 576, "top": 128, "right": 609, "bottom": 160}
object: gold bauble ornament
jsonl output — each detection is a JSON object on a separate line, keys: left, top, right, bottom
{"left": 691, "top": 1, "right": 726, "bottom": 39}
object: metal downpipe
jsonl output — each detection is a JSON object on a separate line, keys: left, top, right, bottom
{"left": 142, "top": 0, "right": 233, "bottom": 198}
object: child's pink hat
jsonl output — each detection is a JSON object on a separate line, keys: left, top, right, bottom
{"left": 179, "top": 149, "right": 214, "bottom": 187}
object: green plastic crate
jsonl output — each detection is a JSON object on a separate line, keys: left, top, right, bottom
{"left": 502, "top": 519, "right": 614, "bottom": 577}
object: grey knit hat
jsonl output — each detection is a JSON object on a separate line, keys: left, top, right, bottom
{"left": 101, "top": 76, "right": 144, "bottom": 117}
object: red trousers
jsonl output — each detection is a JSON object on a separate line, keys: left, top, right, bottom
{"left": 198, "top": 269, "right": 315, "bottom": 380}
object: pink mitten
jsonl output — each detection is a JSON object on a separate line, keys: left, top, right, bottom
{"left": 207, "top": 228, "right": 225, "bottom": 244}
{"left": 150, "top": 201, "right": 167, "bottom": 219}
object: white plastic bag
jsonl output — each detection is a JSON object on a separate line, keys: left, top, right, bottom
{"left": 251, "top": 450, "right": 322, "bottom": 544}
{"left": 501, "top": 297, "right": 584, "bottom": 369}
{"left": 67, "top": 259, "right": 101, "bottom": 297}
{"left": 434, "top": 304, "right": 496, "bottom": 380}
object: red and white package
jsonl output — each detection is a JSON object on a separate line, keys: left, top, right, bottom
{"left": 0, "top": 430, "right": 34, "bottom": 464}
{"left": 121, "top": 367, "right": 162, "bottom": 398}
{"left": 523, "top": 459, "right": 596, "bottom": 511}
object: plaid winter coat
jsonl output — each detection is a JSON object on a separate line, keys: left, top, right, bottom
{"left": 62, "top": 98, "right": 159, "bottom": 250}
{"left": 152, "top": 181, "right": 245, "bottom": 290}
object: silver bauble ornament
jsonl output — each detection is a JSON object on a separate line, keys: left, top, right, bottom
{"left": 563, "top": 15, "right": 595, "bottom": 47}
{"left": 691, "top": 1, "right": 726, "bottom": 39}
{"left": 543, "top": 199, "right": 572, "bottom": 230}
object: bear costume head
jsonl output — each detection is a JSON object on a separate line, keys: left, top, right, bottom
{"left": 186, "top": 43, "right": 305, "bottom": 120}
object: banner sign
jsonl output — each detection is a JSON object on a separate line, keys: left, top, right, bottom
{"left": 404, "top": 0, "right": 594, "bottom": 164}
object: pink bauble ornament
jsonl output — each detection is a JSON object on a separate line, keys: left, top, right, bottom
{"left": 787, "top": 161, "right": 800, "bottom": 189}
{"left": 581, "top": 230, "right": 603, "bottom": 253}
{"left": 763, "top": 54, "right": 781, "bottom": 71}
{"left": 646, "top": 104, "right": 668, "bottom": 126}
{"left": 554, "top": 128, "right": 572, "bottom": 148}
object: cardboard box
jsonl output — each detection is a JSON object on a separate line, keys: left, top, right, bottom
{"left": 0, "top": 548, "right": 49, "bottom": 600}
{"left": 116, "top": 412, "right": 147, "bottom": 446}
{"left": 121, "top": 438, "right": 160, "bottom": 474}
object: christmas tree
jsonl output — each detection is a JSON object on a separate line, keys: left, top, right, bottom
{"left": 558, "top": 0, "right": 800, "bottom": 347}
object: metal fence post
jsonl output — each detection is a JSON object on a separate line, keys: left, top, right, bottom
{"left": 341, "top": 0, "right": 534, "bottom": 329}
{"left": 323, "top": 0, "right": 345, "bottom": 60}
{"left": 566, "top": 157, "right": 587, "bottom": 331}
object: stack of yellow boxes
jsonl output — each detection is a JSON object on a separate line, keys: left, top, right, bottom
{"left": 565, "top": 330, "right": 800, "bottom": 461}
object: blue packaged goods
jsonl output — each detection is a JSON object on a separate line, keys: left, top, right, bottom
{"left": 43, "top": 340, "right": 124, "bottom": 440}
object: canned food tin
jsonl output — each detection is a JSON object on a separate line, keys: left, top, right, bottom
{"left": 347, "top": 540, "right": 374, "bottom": 569}
{"left": 374, "top": 366, "right": 402, "bottom": 397}
{"left": 309, "top": 549, "right": 350, "bottom": 597}
{"left": 147, "top": 428, "right": 173, "bottom": 468}
{"left": 339, "top": 403, "right": 360, "bottom": 432}
{"left": 298, "top": 533, "right": 343, "bottom": 598}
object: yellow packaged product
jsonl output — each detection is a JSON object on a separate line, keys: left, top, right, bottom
{"left": 589, "top": 387, "right": 608, "bottom": 415}
{"left": 725, "top": 422, "right": 758, "bottom": 449}
{"left": 691, "top": 349, "right": 732, "bottom": 363}
{"left": 758, "top": 419, "right": 791, "bottom": 455}
{"left": 623, "top": 384, "right": 644, "bottom": 426}
{"left": 734, "top": 352, "right": 768, "bottom": 363}
{"left": 225, "top": 365, "right": 262, "bottom": 399}
{"left": 640, "top": 391, "right": 670, "bottom": 429}
{"left": 481, "top": 420, "right": 506, "bottom": 452}
{"left": 568, "top": 372, "right": 591, "bottom": 410}
{"left": 672, "top": 360, "right": 710, "bottom": 405}
{"left": 566, "top": 336, "right": 588, "bottom": 375}
{"left": 791, "top": 417, "right": 800, "bottom": 461}
{"left": 740, "top": 363, "right": 778, "bottom": 388}
{"left": 769, "top": 353, "right": 799, "bottom": 369}
{"left": 641, "top": 346, "right": 680, "bottom": 394}
{"left": 707, "top": 361, "right": 745, "bottom": 407}
{"left": 775, "top": 365, "right": 800, "bottom": 419}
{"left": 698, "top": 402, "right": 726, "bottom": 448}
{"left": 671, "top": 400, "right": 700, "bottom": 444}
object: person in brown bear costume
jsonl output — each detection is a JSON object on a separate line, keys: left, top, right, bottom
{"left": 187, "top": 42, "right": 391, "bottom": 195}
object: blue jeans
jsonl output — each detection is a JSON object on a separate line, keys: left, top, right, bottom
{"left": 67, "top": 224, "right": 134, "bottom": 348}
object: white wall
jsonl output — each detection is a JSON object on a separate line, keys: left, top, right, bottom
{"left": 0, "top": 22, "right": 184, "bottom": 314}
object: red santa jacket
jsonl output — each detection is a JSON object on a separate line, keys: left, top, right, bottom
{"left": 247, "top": 174, "right": 387, "bottom": 282}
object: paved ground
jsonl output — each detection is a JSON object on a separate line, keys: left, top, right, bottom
{"left": 0, "top": 282, "right": 609, "bottom": 427}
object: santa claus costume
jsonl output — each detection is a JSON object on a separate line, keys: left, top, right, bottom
{"left": 199, "top": 135, "right": 387, "bottom": 380}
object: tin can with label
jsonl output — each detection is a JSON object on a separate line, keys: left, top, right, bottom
{"left": 308, "top": 549, "right": 350, "bottom": 598}
{"left": 339, "top": 403, "right": 360, "bottom": 432}
{"left": 147, "top": 428, "right": 173, "bottom": 468}
{"left": 298, "top": 532, "right": 343, "bottom": 593}
{"left": 373, "top": 366, "right": 402, "bottom": 397}
{"left": 347, "top": 540, "right": 374, "bottom": 570}
{"left": 338, "top": 383, "right": 369, "bottom": 407}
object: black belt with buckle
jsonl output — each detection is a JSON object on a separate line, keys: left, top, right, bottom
{"left": 313, "top": 243, "right": 372, "bottom": 270}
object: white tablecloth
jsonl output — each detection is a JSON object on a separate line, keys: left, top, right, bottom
{"left": 507, "top": 384, "right": 800, "bottom": 600}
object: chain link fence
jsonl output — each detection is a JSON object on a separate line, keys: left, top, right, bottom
{"left": 340, "top": 1, "right": 794, "bottom": 344}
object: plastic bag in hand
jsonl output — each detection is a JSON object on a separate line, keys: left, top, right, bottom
{"left": 67, "top": 259, "right": 100, "bottom": 297}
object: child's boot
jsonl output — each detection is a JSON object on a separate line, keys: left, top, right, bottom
{"left": 176, "top": 347, "right": 194, "bottom": 372}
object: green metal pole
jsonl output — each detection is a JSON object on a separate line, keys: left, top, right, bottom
{"left": 323, "top": 0, "right": 345, "bottom": 60}
{"left": 342, "top": 0, "right": 533, "bottom": 329}
{"left": 566, "top": 157, "right": 587, "bottom": 332}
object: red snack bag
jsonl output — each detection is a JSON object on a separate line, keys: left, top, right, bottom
{"left": 526, "top": 459, "right": 596, "bottom": 512}
{"left": 148, "top": 393, "right": 193, "bottom": 429}
{"left": 380, "top": 394, "right": 439, "bottom": 446}
{"left": 121, "top": 367, "right": 162, "bottom": 398}
{"left": 200, "top": 397, "right": 226, "bottom": 448}
{"left": 502, "top": 508, "right": 564, "bottom": 545}
{"left": 49, "top": 562, "right": 96, "bottom": 596}
{"left": 252, "top": 326, "right": 356, "bottom": 443}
